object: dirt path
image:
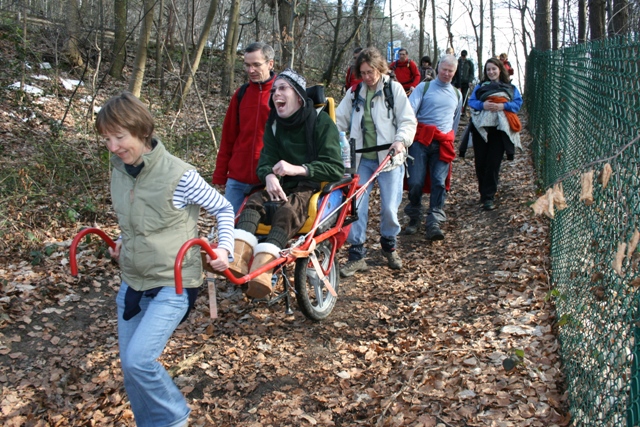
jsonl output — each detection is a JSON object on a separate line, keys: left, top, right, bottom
{"left": 0, "top": 121, "right": 568, "bottom": 427}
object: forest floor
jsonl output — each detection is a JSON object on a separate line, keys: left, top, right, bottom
{"left": 0, "top": 27, "right": 569, "bottom": 427}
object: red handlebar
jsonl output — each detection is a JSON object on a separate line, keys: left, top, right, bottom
{"left": 174, "top": 238, "right": 245, "bottom": 294}
{"left": 69, "top": 228, "right": 117, "bottom": 276}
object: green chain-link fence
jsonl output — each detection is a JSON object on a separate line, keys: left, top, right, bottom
{"left": 526, "top": 34, "right": 640, "bottom": 426}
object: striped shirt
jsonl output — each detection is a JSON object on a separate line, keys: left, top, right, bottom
{"left": 173, "top": 169, "right": 235, "bottom": 261}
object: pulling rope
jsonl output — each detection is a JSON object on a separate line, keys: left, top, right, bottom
{"left": 283, "top": 150, "right": 395, "bottom": 254}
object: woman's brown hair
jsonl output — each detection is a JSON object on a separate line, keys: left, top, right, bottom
{"left": 354, "top": 47, "right": 389, "bottom": 79}
{"left": 95, "top": 92, "right": 154, "bottom": 147}
{"left": 482, "top": 58, "right": 511, "bottom": 84}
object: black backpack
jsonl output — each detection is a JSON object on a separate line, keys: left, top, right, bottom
{"left": 235, "top": 82, "right": 250, "bottom": 125}
{"left": 351, "top": 79, "right": 395, "bottom": 119}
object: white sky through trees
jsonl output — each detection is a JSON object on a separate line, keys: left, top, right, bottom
{"left": 384, "top": 0, "right": 531, "bottom": 88}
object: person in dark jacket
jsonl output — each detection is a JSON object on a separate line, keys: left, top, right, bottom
{"left": 419, "top": 55, "right": 436, "bottom": 82}
{"left": 212, "top": 42, "right": 276, "bottom": 213}
{"left": 228, "top": 68, "right": 344, "bottom": 299}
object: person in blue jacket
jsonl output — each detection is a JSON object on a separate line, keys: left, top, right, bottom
{"left": 465, "top": 57, "right": 523, "bottom": 211}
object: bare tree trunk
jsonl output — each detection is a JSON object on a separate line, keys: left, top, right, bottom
{"left": 518, "top": 0, "right": 531, "bottom": 61}
{"left": 322, "top": 0, "right": 363, "bottom": 85}
{"left": 352, "top": 0, "right": 361, "bottom": 48}
{"left": 431, "top": 0, "right": 438, "bottom": 63}
{"left": 279, "top": 0, "right": 297, "bottom": 68}
{"left": 612, "top": 0, "right": 628, "bottom": 34}
{"left": 65, "top": 0, "right": 84, "bottom": 68}
{"left": 184, "top": 0, "right": 192, "bottom": 49}
{"left": 98, "top": 0, "right": 105, "bottom": 54}
{"left": 19, "top": 2, "right": 27, "bottom": 100}
{"left": 221, "top": 0, "right": 241, "bottom": 96}
{"left": 479, "top": 0, "right": 484, "bottom": 77}
{"left": 128, "top": 0, "right": 155, "bottom": 97}
{"left": 464, "top": 0, "right": 484, "bottom": 79}
{"left": 176, "top": 0, "right": 219, "bottom": 108}
{"left": 535, "top": 0, "right": 551, "bottom": 50}
{"left": 296, "top": 0, "right": 312, "bottom": 73}
{"left": 551, "top": 0, "right": 559, "bottom": 49}
{"left": 323, "top": 0, "right": 343, "bottom": 83}
{"left": 365, "top": 0, "right": 374, "bottom": 46}
{"left": 442, "top": 0, "right": 454, "bottom": 50}
{"left": 166, "top": 6, "right": 175, "bottom": 50}
{"left": 190, "top": 0, "right": 197, "bottom": 47}
{"left": 589, "top": 0, "right": 606, "bottom": 40}
{"left": 110, "top": 0, "right": 127, "bottom": 79}
{"left": 508, "top": 4, "right": 523, "bottom": 88}
{"left": 389, "top": 0, "right": 393, "bottom": 52}
{"left": 418, "top": 0, "right": 427, "bottom": 59}
{"left": 578, "top": 0, "right": 587, "bottom": 42}
{"left": 490, "top": 0, "right": 495, "bottom": 57}
{"left": 155, "top": 0, "right": 165, "bottom": 83}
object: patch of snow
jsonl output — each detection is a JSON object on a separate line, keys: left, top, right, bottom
{"left": 60, "top": 78, "right": 83, "bottom": 90}
{"left": 8, "top": 82, "right": 44, "bottom": 95}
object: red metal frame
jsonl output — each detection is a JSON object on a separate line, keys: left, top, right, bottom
{"left": 69, "top": 227, "right": 117, "bottom": 276}
{"left": 174, "top": 152, "right": 393, "bottom": 295}
{"left": 69, "top": 152, "right": 395, "bottom": 302}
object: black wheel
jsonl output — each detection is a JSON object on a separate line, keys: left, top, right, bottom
{"left": 294, "top": 240, "right": 339, "bottom": 320}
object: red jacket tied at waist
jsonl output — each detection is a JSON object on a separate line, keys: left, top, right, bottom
{"left": 415, "top": 123, "right": 456, "bottom": 163}
{"left": 411, "top": 123, "right": 455, "bottom": 192}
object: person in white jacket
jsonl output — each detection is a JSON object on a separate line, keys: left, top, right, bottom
{"left": 335, "top": 46, "right": 417, "bottom": 277}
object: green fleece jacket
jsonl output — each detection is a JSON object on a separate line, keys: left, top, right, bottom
{"left": 257, "top": 111, "right": 344, "bottom": 190}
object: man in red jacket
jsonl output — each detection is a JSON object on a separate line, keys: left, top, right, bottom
{"left": 343, "top": 47, "right": 363, "bottom": 94}
{"left": 390, "top": 48, "right": 420, "bottom": 94}
{"left": 212, "top": 42, "right": 276, "bottom": 213}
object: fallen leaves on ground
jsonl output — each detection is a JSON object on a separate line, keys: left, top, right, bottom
{"left": 0, "top": 115, "right": 569, "bottom": 426}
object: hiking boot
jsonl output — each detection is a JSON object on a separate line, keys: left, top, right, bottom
{"left": 402, "top": 218, "right": 420, "bottom": 235}
{"left": 382, "top": 249, "right": 402, "bottom": 269}
{"left": 426, "top": 225, "right": 445, "bottom": 241}
{"left": 340, "top": 258, "right": 368, "bottom": 278}
{"left": 483, "top": 200, "right": 496, "bottom": 211}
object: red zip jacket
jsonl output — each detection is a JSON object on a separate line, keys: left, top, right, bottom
{"left": 390, "top": 59, "right": 420, "bottom": 91}
{"left": 345, "top": 67, "right": 363, "bottom": 91}
{"left": 212, "top": 73, "right": 276, "bottom": 185}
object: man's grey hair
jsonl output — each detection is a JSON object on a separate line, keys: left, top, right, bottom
{"left": 438, "top": 54, "right": 458, "bottom": 70}
{"left": 245, "top": 42, "right": 275, "bottom": 61}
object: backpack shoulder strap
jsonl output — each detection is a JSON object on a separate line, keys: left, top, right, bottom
{"left": 420, "top": 80, "right": 460, "bottom": 103}
{"left": 351, "top": 81, "right": 363, "bottom": 110}
{"left": 421, "top": 80, "right": 430, "bottom": 97}
{"left": 236, "top": 82, "right": 250, "bottom": 125}
{"left": 383, "top": 79, "right": 394, "bottom": 112}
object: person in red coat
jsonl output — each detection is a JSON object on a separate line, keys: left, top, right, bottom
{"left": 344, "top": 47, "right": 363, "bottom": 94}
{"left": 390, "top": 48, "right": 421, "bottom": 95}
{"left": 212, "top": 42, "right": 276, "bottom": 213}
{"left": 499, "top": 53, "right": 515, "bottom": 76}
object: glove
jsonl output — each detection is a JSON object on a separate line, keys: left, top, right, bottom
{"left": 381, "top": 150, "right": 407, "bottom": 173}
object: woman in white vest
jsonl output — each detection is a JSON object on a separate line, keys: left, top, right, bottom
{"left": 335, "top": 47, "right": 417, "bottom": 277}
{"left": 95, "top": 92, "right": 234, "bottom": 427}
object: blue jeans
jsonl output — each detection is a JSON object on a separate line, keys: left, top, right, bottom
{"left": 117, "top": 283, "right": 190, "bottom": 427}
{"left": 405, "top": 142, "right": 450, "bottom": 228}
{"left": 347, "top": 158, "right": 404, "bottom": 260}
{"left": 225, "top": 178, "right": 255, "bottom": 214}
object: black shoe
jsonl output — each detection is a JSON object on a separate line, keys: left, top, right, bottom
{"left": 483, "top": 200, "right": 496, "bottom": 211}
{"left": 426, "top": 225, "right": 444, "bottom": 241}
{"left": 402, "top": 218, "right": 420, "bottom": 235}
